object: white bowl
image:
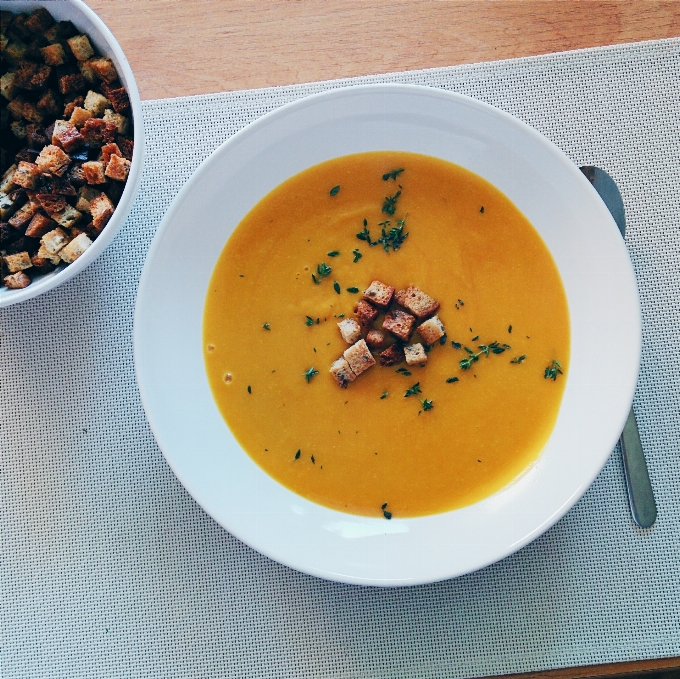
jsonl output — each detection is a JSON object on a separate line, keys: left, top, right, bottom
{"left": 135, "top": 84, "right": 640, "bottom": 586}
{"left": 0, "top": 0, "right": 144, "bottom": 308}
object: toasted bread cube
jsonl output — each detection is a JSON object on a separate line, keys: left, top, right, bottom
{"left": 21, "top": 101, "right": 44, "bottom": 124}
{"left": 12, "top": 161, "right": 40, "bottom": 189}
{"left": 51, "top": 119, "right": 70, "bottom": 144}
{"left": 0, "top": 72, "right": 18, "bottom": 101}
{"left": 59, "top": 232, "right": 91, "bottom": 262}
{"left": 100, "top": 142, "right": 121, "bottom": 164}
{"left": 36, "top": 90, "right": 60, "bottom": 116}
{"left": 40, "top": 42, "right": 67, "bottom": 66}
{"left": 343, "top": 339, "right": 376, "bottom": 377}
{"left": 104, "top": 153, "right": 130, "bottom": 182}
{"left": 89, "top": 192, "right": 114, "bottom": 230}
{"left": 37, "top": 193, "right": 67, "bottom": 215}
{"left": 63, "top": 96, "right": 84, "bottom": 119}
{"left": 52, "top": 121, "right": 83, "bottom": 152}
{"left": 79, "top": 60, "right": 98, "bottom": 84}
{"left": 337, "top": 317, "right": 362, "bottom": 344}
{"left": 25, "top": 212, "right": 56, "bottom": 238}
{"left": 4, "top": 251, "right": 32, "bottom": 273}
{"left": 330, "top": 357, "right": 356, "bottom": 389}
{"left": 59, "top": 73, "right": 87, "bottom": 96}
{"left": 362, "top": 280, "right": 395, "bottom": 308}
{"left": 365, "top": 329, "right": 388, "bottom": 350}
{"left": 83, "top": 89, "right": 109, "bottom": 116}
{"left": 378, "top": 343, "right": 405, "bottom": 366}
{"left": 382, "top": 308, "right": 416, "bottom": 342}
{"left": 37, "top": 243, "right": 62, "bottom": 266}
{"left": 106, "top": 86, "right": 130, "bottom": 114}
{"left": 52, "top": 205, "right": 82, "bottom": 229}
{"left": 394, "top": 286, "right": 440, "bottom": 319}
{"left": 36, "top": 145, "right": 71, "bottom": 176}
{"left": 404, "top": 343, "right": 428, "bottom": 367}
{"left": 89, "top": 56, "right": 118, "bottom": 83}
{"left": 418, "top": 315, "right": 445, "bottom": 345}
{"left": 9, "top": 199, "right": 41, "bottom": 228}
{"left": 103, "top": 108, "right": 128, "bottom": 135}
{"left": 0, "top": 192, "right": 18, "bottom": 220}
{"left": 25, "top": 7, "right": 54, "bottom": 34}
{"left": 30, "top": 254, "right": 57, "bottom": 273}
{"left": 82, "top": 161, "right": 106, "bottom": 185}
{"left": 81, "top": 118, "right": 116, "bottom": 145}
{"left": 0, "top": 165, "right": 18, "bottom": 193}
{"left": 75, "top": 186, "right": 100, "bottom": 213}
{"left": 69, "top": 105, "right": 92, "bottom": 129}
{"left": 117, "top": 137, "right": 134, "bottom": 160}
{"left": 355, "top": 299, "right": 379, "bottom": 326}
{"left": 4, "top": 271, "right": 31, "bottom": 289}
{"left": 41, "top": 227, "right": 70, "bottom": 254}
{"left": 10, "top": 120, "right": 27, "bottom": 140}
{"left": 8, "top": 96, "right": 27, "bottom": 120}
{"left": 67, "top": 34, "right": 94, "bottom": 61}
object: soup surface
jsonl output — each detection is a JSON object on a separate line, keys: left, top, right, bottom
{"left": 203, "top": 152, "right": 569, "bottom": 518}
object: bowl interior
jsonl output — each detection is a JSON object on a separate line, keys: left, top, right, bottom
{"left": 134, "top": 84, "right": 640, "bottom": 586}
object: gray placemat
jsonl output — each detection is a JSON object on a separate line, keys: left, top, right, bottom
{"left": 2, "top": 39, "right": 679, "bottom": 679}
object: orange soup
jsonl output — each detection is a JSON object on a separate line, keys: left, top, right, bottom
{"left": 203, "top": 152, "right": 569, "bottom": 518}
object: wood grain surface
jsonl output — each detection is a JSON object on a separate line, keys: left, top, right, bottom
{"left": 82, "top": 1, "right": 679, "bottom": 677}
{"left": 86, "top": 0, "right": 680, "bottom": 100}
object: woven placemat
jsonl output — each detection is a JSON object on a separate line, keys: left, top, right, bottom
{"left": 2, "top": 39, "right": 679, "bottom": 679}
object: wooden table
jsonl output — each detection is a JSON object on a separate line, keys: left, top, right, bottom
{"left": 86, "top": 2, "right": 680, "bottom": 678}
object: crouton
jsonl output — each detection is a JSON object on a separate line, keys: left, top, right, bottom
{"left": 362, "top": 280, "right": 395, "bottom": 308}
{"left": 106, "top": 86, "right": 130, "bottom": 114}
{"left": 75, "top": 186, "right": 100, "bottom": 213}
{"left": 378, "top": 343, "right": 405, "bottom": 366}
{"left": 37, "top": 193, "right": 67, "bottom": 215}
{"left": 355, "top": 299, "right": 379, "bottom": 326}
{"left": 83, "top": 89, "right": 109, "bottom": 116}
{"left": 365, "top": 329, "right": 388, "bottom": 350}
{"left": 22, "top": 101, "right": 44, "bottom": 124}
{"left": 80, "top": 118, "right": 116, "bottom": 145}
{"left": 52, "top": 121, "right": 83, "bottom": 152}
{"left": 67, "top": 34, "right": 94, "bottom": 61}
{"left": 104, "top": 153, "right": 130, "bottom": 182}
{"left": 36, "top": 243, "right": 61, "bottom": 266}
{"left": 30, "top": 254, "right": 57, "bottom": 273}
{"left": 51, "top": 205, "right": 81, "bottom": 229}
{"left": 117, "top": 137, "right": 134, "bottom": 161}
{"left": 343, "top": 339, "right": 376, "bottom": 377}
{"left": 24, "top": 7, "right": 54, "bottom": 34}
{"left": 417, "top": 315, "right": 445, "bottom": 345}
{"left": 11, "top": 161, "right": 40, "bottom": 189}
{"left": 8, "top": 96, "right": 26, "bottom": 119}
{"left": 394, "top": 286, "right": 440, "bottom": 319}
{"left": 103, "top": 108, "right": 128, "bottom": 135}
{"left": 0, "top": 192, "right": 19, "bottom": 220}
{"left": 337, "top": 317, "right": 362, "bottom": 344}
{"left": 69, "top": 106, "right": 92, "bottom": 128}
{"left": 59, "top": 232, "right": 91, "bottom": 262}
{"left": 330, "top": 357, "right": 356, "bottom": 389}
{"left": 40, "top": 42, "right": 66, "bottom": 66}
{"left": 81, "top": 160, "right": 106, "bottom": 184}
{"left": 58, "top": 73, "right": 86, "bottom": 96}
{"left": 3, "top": 251, "right": 32, "bottom": 273}
{"left": 404, "top": 343, "right": 428, "bottom": 367}
{"left": 382, "top": 308, "right": 416, "bottom": 342}
{"left": 62, "top": 96, "right": 84, "bottom": 119}
{"left": 100, "top": 142, "right": 121, "bottom": 165}
{"left": 88, "top": 56, "right": 118, "bottom": 83}
{"left": 25, "top": 123, "right": 48, "bottom": 149}
{"left": 21, "top": 64, "right": 51, "bottom": 91}
{"left": 8, "top": 198, "right": 40, "bottom": 228}
{"left": 0, "top": 72, "right": 18, "bottom": 101}
{"left": 25, "top": 212, "right": 56, "bottom": 238}
{"left": 36, "top": 144, "right": 71, "bottom": 176}
{"left": 89, "top": 192, "right": 114, "bottom": 230}
{"left": 0, "top": 165, "right": 18, "bottom": 193}
{"left": 41, "top": 227, "right": 70, "bottom": 254}
{"left": 36, "top": 90, "right": 60, "bottom": 116}
{"left": 78, "top": 60, "right": 98, "bottom": 84}
{"left": 3, "top": 271, "right": 31, "bottom": 289}
{"left": 10, "top": 120, "right": 27, "bottom": 140}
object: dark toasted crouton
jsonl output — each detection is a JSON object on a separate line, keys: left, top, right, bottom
{"left": 89, "top": 192, "right": 114, "bottom": 230}
{"left": 52, "top": 121, "right": 83, "bottom": 152}
{"left": 25, "top": 7, "right": 54, "bottom": 34}
{"left": 37, "top": 193, "right": 67, "bottom": 215}
{"left": 8, "top": 97, "right": 26, "bottom": 120}
{"left": 12, "top": 161, "right": 40, "bottom": 189}
{"left": 4, "top": 271, "right": 31, "bottom": 289}
{"left": 30, "top": 254, "right": 56, "bottom": 273}
{"left": 67, "top": 34, "right": 94, "bottom": 62}
{"left": 8, "top": 199, "right": 40, "bottom": 228}
{"left": 117, "top": 137, "right": 134, "bottom": 161}
{"left": 25, "top": 212, "right": 56, "bottom": 238}
{"left": 365, "top": 329, "right": 387, "bottom": 350}
{"left": 106, "top": 86, "right": 130, "bottom": 114}
{"left": 330, "top": 357, "right": 356, "bottom": 388}
{"left": 36, "top": 90, "right": 60, "bottom": 115}
{"left": 100, "top": 143, "right": 121, "bottom": 164}
{"left": 0, "top": 73, "right": 18, "bottom": 102}
{"left": 378, "top": 343, "right": 405, "bottom": 366}
{"left": 3, "top": 251, "right": 32, "bottom": 273}
{"left": 355, "top": 299, "right": 379, "bottom": 326}
{"left": 58, "top": 73, "right": 87, "bottom": 96}
{"left": 104, "top": 153, "right": 130, "bottom": 182}
{"left": 362, "top": 280, "right": 394, "bottom": 308}
{"left": 88, "top": 56, "right": 118, "bottom": 83}
{"left": 417, "top": 315, "right": 445, "bottom": 345}
{"left": 40, "top": 43, "right": 67, "bottom": 66}
{"left": 10, "top": 121, "right": 27, "bottom": 140}
{"left": 337, "top": 318, "right": 362, "bottom": 344}
{"left": 102, "top": 108, "right": 128, "bottom": 135}
{"left": 36, "top": 144, "right": 71, "bottom": 176}
{"left": 52, "top": 205, "right": 81, "bottom": 229}
{"left": 343, "top": 339, "right": 376, "bottom": 377}
{"left": 382, "top": 308, "right": 416, "bottom": 342}
{"left": 22, "top": 101, "right": 44, "bottom": 124}
{"left": 82, "top": 160, "right": 106, "bottom": 184}
{"left": 25, "top": 124, "right": 48, "bottom": 149}
{"left": 80, "top": 118, "right": 116, "bottom": 145}
{"left": 394, "top": 286, "right": 440, "bottom": 319}
{"left": 404, "top": 343, "right": 427, "bottom": 366}
{"left": 63, "top": 96, "right": 84, "bottom": 119}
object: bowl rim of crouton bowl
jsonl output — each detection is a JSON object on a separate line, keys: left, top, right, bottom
{"left": 0, "top": 0, "right": 144, "bottom": 308}
{"left": 135, "top": 84, "right": 640, "bottom": 586}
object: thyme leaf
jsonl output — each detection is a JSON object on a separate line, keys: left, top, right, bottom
{"left": 404, "top": 382, "right": 421, "bottom": 398}
{"left": 352, "top": 248, "right": 362, "bottom": 263}
{"left": 510, "top": 355, "right": 527, "bottom": 364}
{"left": 382, "top": 190, "right": 401, "bottom": 215}
{"left": 544, "top": 359, "right": 563, "bottom": 381}
{"left": 303, "top": 367, "right": 319, "bottom": 383}
{"left": 382, "top": 168, "right": 404, "bottom": 181}
{"left": 329, "top": 185, "right": 340, "bottom": 196}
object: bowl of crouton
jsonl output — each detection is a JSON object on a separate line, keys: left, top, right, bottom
{"left": 0, "top": 0, "right": 143, "bottom": 307}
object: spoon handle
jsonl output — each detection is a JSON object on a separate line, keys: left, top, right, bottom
{"left": 621, "top": 408, "right": 657, "bottom": 528}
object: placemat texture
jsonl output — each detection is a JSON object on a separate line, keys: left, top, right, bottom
{"left": 2, "top": 39, "right": 679, "bottom": 679}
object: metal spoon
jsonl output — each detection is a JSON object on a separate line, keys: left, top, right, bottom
{"left": 580, "top": 166, "right": 657, "bottom": 528}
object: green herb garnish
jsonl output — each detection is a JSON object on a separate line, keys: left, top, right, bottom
{"left": 327, "top": 251, "right": 340, "bottom": 257}
{"left": 303, "top": 367, "right": 319, "bottom": 383}
{"left": 544, "top": 359, "right": 563, "bottom": 381}
{"left": 305, "top": 316, "right": 314, "bottom": 326}
{"left": 382, "top": 168, "right": 404, "bottom": 181}
{"left": 333, "top": 281, "right": 341, "bottom": 294}
{"left": 294, "top": 449, "right": 301, "bottom": 460}
{"left": 374, "top": 218, "right": 408, "bottom": 252}
{"left": 451, "top": 341, "right": 462, "bottom": 349}
{"left": 382, "top": 190, "right": 401, "bottom": 215}
{"left": 247, "top": 385, "right": 252, "bottom": 394}
{"left": 510, "top": 355, "right": 527, "bottom": 364}
{"left": 396, "top": 367, "right": 412, "bottom": 376}
{"left": 459, "top": 341, "right": 508, "bottom": 370}
{"left": 262, "top": 323, "right": 271, "bottom": 330}
{"left": 404, "top": 382, "right": 421, "bottom": 398}
{"left": 381, "top": 502, "right": 392, "bottom": 520}
{"left": 346, "top": 287, "right": 359, "bottom": 293}
{"left": 356, "top": 223, "right": 372, "bottom": 244}
{"left": 421, "top": 398, "right": 434, "bottom": 411}
{"left": 508, "top": 325, "right": 512, "bottom": 333}
{"left": 352, "top": 248, "right": 362, "bottom": 263}
{"left": 329, "top": 185, "right": 340, "bottom": 196}
{"left": 446, "top": 376, "right": 459, "bottom": 383}
{"left": 380, "top": 391, "right": 388, "bottom": 399}
{"left": 317, "top": 262, "right": 331, "bottom": 278}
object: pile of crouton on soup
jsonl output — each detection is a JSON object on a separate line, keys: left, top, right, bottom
{"left": 331, "top": 281, "right": 446, "bottom": 387}
{"left": 0, "top": 7, "right": 134, "bottom": 290}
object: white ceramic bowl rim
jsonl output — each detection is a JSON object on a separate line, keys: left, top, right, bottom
{"left": 134, "top": 84, "right": 641, "bottom": 586}
{"left": 0, "top": 0, "right": 144, "bottom": 308}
